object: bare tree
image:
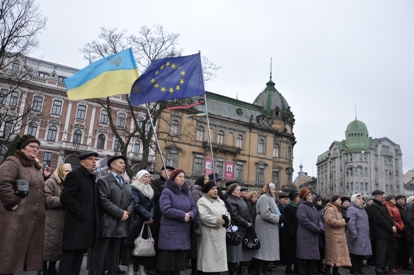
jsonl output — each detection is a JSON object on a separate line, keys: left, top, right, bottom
{"left": 80, "top": 25, "right": 219, "bottom": 177}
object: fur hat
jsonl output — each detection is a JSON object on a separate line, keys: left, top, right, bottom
{"left": 16, "top": 134, "right": 40, "bottom": 150}
{"left": 330, "top": 195, "right": 340, "bottom": 203}
{"left": 227, "top": 183, "right": 239, "bottom": 194}
{"left": 202, "top": 180, "right": 216, "bottom": 193}
{"left": 299, "top": 188, "right": 311, "bottom": 200}
{"left": 289, "top": 190, "right": 299, "bottom": 201}
{"left": 169, "top": 168, "right": 185, "bottom": 181}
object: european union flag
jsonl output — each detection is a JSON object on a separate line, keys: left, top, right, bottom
{"left": 130, "top": 53, "right": 205, "bottom": 106}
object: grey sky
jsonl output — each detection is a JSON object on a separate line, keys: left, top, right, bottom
{"left": 33, "top": 0, "right": 414, "bottom": 176}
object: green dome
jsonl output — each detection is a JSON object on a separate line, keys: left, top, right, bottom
{"left": 253, "top": 78, "right": 289, "bottom": 117}
{"left": 345, "top": 119, "right": 369, "bottom": 150}
{"left": 346, "top": 120, "right": 367, "bottom": 132}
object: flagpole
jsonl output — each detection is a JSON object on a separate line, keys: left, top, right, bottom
{"left": 203, "top": 92, "right": 216, "bottom": 182}
{"left": 145, "top": 103, "right": 170, "bottom": 179}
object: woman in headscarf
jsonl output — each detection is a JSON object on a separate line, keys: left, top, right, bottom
{"left": 0, "top": 134, "right": 45, "bottom": 274}
{"left": 158, "top": 169, "right": 197, "bottom": 275}
{"left": 323, "top": 195, "right": 351, "bottom": 275}
{"left": 122, "top": 170, "right": 155, "bottom": 275}
{"left": 253, "top": 183, "right": 280, "bottom": 275}
{"left": 346, "top": 193, "right": 372, "bottom": 275}
{"left": 197, "top": 180, "right": 231, "bottom": 274}
{"left": 43, "top": 163, "right": 72, "bottom": 275}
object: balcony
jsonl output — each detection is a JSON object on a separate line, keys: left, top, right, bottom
{"left": 202, "top": 141, "right": 241, "bottom": 155}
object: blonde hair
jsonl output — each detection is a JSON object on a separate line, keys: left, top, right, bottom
{"left": 247, "top": 191, "right": 258, "bottom": 201}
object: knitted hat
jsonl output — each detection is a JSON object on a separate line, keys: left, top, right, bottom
{"left": 169, "top": 168, "right": 185, "bottom": 181}
{"left": 16, "top": 134, "right": 40, "bottom": 150}
{"left": 384, "top": 194, "right": 395, "bottom": 202}
{"left": 194, "top": 175, "right": 207, "bottom": 187}
{"left": 407, "top": 196, "right": 414, "bottom": 205}
{"left": 228, "top": 183, "right": 239, "bottom": 194}
{"left": 289, "top": 190, "right": 299, "bottom": 201}
{"left": 351, "top": 193, "right": 361, "bottom": 203}
{"left": 330, "top": 195, "right": 340, "bottom": 203}
{"left": 225, "top": 179, "right": 238, "bottom": 186}
{"left": 136, "top": 170, "right": 150, "bottom": 182}
{"left": 299, "top": 188, "right": 311, "bottom": 199}
{"left": 202, "top": 180, "right": 216, "bottom": 193}
{"left": 341, "top": 197, "right": 351, "bottom": 204}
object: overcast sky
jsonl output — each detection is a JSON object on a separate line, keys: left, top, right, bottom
{"left": 33, "top": 0, "right": 414, "bottom": 177}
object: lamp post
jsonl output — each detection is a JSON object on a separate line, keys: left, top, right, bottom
{"left": 353, "top": 151, "right": 365, "bottom": 194}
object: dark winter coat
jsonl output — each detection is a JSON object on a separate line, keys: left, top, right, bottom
{"left": 346, "top": 202, "right": 372, "bottom": 256}
{"left": 60, "top": 165, "right": 100, "bottom": 250}
{"left": 405, "top": 203, "right": 414, "bottom": 242}
{"left": 278, "top": 202, "right": 287, "bottom": 249}
{"left": 43, "top": 172, "right": 65, "bottom": 261}
{"left": 227, "top": 194, "right": 252, "bottom": 240}
{"left": 151, "top": 175, "right": 166, "bottom": 203}
{"left": 296, "top": 199, "right": 324, "bottom": 260}
{"left": 158, "top": 179, "right": 197, "bottom": 250}
{"left": 384, "top": 201, "right": 405, "bottom": 237}
{"left": 368, "top": 199, "right": 395, "bottom": 239}
{"left": 284, "top": 201, "right": 299, "bottom": 264}
{"left": 124, "top": 183, "right": 155, "bottom": 249}
{"left": 191, "top": 184, "right": 203, "bottom": 203}
{"left": 0, "top": 152, "right": 45, "bottom": 274}
{"left": 97, "top": 173, "right": 134, "bottom": 238}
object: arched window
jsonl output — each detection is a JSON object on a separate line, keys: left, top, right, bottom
{"left": 236, "top": 134, "right": 243, "bottom": 148}
{"left": 196, "top": 126, "right": 204, "bottom": 142}
{"left": 27, "top": 122, "right": 38, "bottom": 136}
{"left": 258, "top": 139, "right": 265, "bottom": 154}
{"left": 273, "top": 144, "right": 280, "bottom": 158}
{"left": 287, "top": 146, "right": 292, "bottom": 160}
{"left": 133, "top": 140, "right": 140, "bottom": 153}
{"left": 47, "top": 125, "right": 57, "bottom": 141}
{"left": 12, "top": 60, "right": 20, "bottom": 71}
{"left": 217, "top": 130, "right": 224, "bottom": 145}
{"left": 65, "top": 155, "right": 80, "bottom": 171}
{"left": 97, "top": 134, "right": 105, "bottom": 149}
{"left": 73, "top": 129, "right": 82, "bottom": 144}
{"left": 170, "top": 120, "right": 179, "bottom": 136}
{"left": 4, "top": 118, "right": 13, "bottom": 135}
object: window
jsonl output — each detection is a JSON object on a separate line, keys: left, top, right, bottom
{"left": 170, "top": 120, "right": 179, "bottom": 136}
{"left": 117, "top": 113, "right": 126, "bottom": 128}
{"left": 9, "top": 92, "right": 18, "bottom": 107}
{"left": 196, "top": 126, "right": 204, "bottom": 142}
{"left": 236, "top": 134, "right": 243, "bottom": 148}
{"left": 114, "top": 139, "right": 121, "bottom": 152}
{"left": 12, "top": 60, "right": 20, "bottom": 71}
{"left": 51, "top": 100, "right": 62, "bottom": 115}
{"left": 0, "top": 145, "right": 6, "bottom": 163}
{"left": 217, "top": 130, "right": 224, "bottom": 145}
{"left": 100, "top": 109, "right": 108, "bottom": 124}
{"left": 97, "top": 134, "right": 105, "bottom": 149}
{"left": 43, "top": 152, "right": 52, "bottom": 167}
{"left": 272, "top": 170, "right": 280, "bottom": 187}
{"left": 27, "top": 122, "right": 37, "bottom": 136}
{"left": 193, "top": 156, "right": 204, "bottom": 175}
{"left": 38, "top": 72, "right": 49, "bottom": 78}
{"left": 258, "top": 139, "right": 265, "bottom": 154}
{"left": 167, "top": 149, "right": 179, "bottom": 168}
{"left": 65, "top": 155, "right": 80, "bottom": 171}
{"left": 133, "top": 140, "right": 140, "bottom": 153}
{"left": 76, "top": 105, "right": 86, "bottom": 119}
{"left": 235, "top": 163, "right": 244, "bottom": 180}
{"left": 273, "top": 144, "right": 280, "bottom": 157}
{"left": 0, "top": 89, "right": 8, "bottom": 105}
{"left": 58, "top": 76, "right": 66, "bottom": 82}
{"left": 73, "top": 129, "right": 82, "bottom": 144}
{"left": 138, "top": 118, "right": 151, "bottom": 132}
{"left": 32, "top": 96, "right": 43, "bottom": 112}
{"left": 4, "top": 118, "right": 13, "bottom": 134}
{"left": 47, "top": 125, "right": 57, "bottom": 141}
{"left": 257, "top": 167, "right": 265, "bottom": 184}
{"left": 287, "top": 146, "right": 292, "bottom": 159}
{"left": 216, "top": 160, "right": 224, "bottom": 179}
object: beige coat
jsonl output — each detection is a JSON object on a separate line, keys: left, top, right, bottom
{"left": 43, "top": 171, "right": 65, "bottom": 261}
{"left": 197, "top": 194, "right": 231, "bottom": 273}
{"left": 324, "top": 203, "right": 352, "bottom": 267}
{"left": 0, "top": 152, "right": 45, "bottom": 274}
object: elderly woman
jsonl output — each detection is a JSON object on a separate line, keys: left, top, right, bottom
{"left": 284, "top": 190, "right": 300, "bottom": 274}
{"left": 323, "top": 195, "right": 351, "bottom": 275}
{"left": 253, "top": 183, "right": 280, "bottom": 275}
{"left": 122, "top": 170, "right": 155, "bottom": 275}
{"left": 226, "top": 183, "right": 253, "bottom": 275}
{"left": 158, "top": 169, "right": 197, "bottom": 275}
{"left": 296, "top": 188, "right": 324, "bottom": 275}
{"left": 197, "top": 180, "right": 231, "bottom": 274}
{"left": 43, "top": 163, "right": 72, "bottom": 275}
{"left": 346, "top": 193, "right": 372, "bottom": 275}
{"left": 0, "top": 134, "right": 45, "bottom": 274}
{"left": 246, "top": 191, "right": 258, "bottom": 220}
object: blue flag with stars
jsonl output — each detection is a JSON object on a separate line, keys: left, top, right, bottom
{"left": 130, "top": 53, "right": 205, "bottom": 106}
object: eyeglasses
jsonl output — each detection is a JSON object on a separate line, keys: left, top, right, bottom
{"left": 27, "top": 145, "right": 40, "bottom": 150}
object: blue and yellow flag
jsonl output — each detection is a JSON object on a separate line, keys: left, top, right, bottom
{"left": 130, "top": 53, "right": 205, "bottom": 106}
{"left": 65, "top": 48, "right": 139, "bottom": 100}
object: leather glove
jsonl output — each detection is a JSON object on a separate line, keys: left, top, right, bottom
{"left": 345, "top": 217, "right": 350, "bottom": 223}
{"left": 222, "top": 214, "right": 229, "bottom": 227}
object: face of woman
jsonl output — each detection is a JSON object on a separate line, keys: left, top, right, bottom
{"left": 174, "top": 172, "right": 185, "bottom": 186}
{"left": 270, "top": 187, "right": 276, "bottom": 196}
{"left": 305, "top": 192, "right": 313, "bottom": 202}
{"left": 21, "top": 142, "right": 39, "bottom": 160}
{"left": 252, "top": 195, "right": 258, "bottom": 204}
{"left": 389, "top": 198, "right": 396, "bottom": 205}
{"left": 62, "top": 165, "right": 72, "bottom": 178}
{"left": 208, "top": 186, "right": 218, "bottom": 198}
{"left": 232, "top": 187, "right": 241, "bottom": 198}
{"left": 354, "top": 196, "right": 363, "bottom": 206}
{"left": 140, "top": 174, "right": 151, "bottom": 185}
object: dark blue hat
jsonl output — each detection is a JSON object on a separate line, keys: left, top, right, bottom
{"left": 208, "top": 173, "right": 221, "bottom": 181}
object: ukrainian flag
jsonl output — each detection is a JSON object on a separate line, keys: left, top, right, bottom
{"left": 65, "top": 48, "right": 139, "bottom": 100}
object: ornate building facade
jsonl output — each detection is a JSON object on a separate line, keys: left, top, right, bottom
{"left": 316, "top": 119, "right": 404, "bottom": 197}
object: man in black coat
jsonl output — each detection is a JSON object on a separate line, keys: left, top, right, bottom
{"left": 150, "top": 165, "right": 174, "bottom": 203}
{"left": 89, "top": 155, "right": 134, "bottom": 275}
{"left": 395, "top": 195, "right": 412, "bottom": 270}
{"left": 284, "top": 190, "right": 300, "bottom": 274}
{"left": 368, "top": 189, "right": 397, "bottom": 275}
{"left": 277, "top": 192, "right": 289, "bottom": 266}
{"left": 60, "top": 151, "right": 100, "bottom": 275}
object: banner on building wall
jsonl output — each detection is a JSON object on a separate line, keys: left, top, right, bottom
{"left": 225, "top": 162, "right": 234, "bottom": 179}
{"left": 204, "top": 158, "right": 213, "bottom": 175}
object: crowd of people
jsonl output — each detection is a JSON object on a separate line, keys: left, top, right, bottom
{"left": 2, "top": 135, "right": 414, "bottom": 275}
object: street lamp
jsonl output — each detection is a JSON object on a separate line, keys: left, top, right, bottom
{"left": 353, "top": 151, "right": 365, "bottom": 194}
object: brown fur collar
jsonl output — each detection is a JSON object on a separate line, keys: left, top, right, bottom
{"left": 14, "top": 150, "right": 41, "bottom": 170}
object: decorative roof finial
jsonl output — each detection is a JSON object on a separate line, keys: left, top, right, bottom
{"left": 270, "top": 57, "right": 272, "bottom": 81}
{"left": 355, "top": 106, "right": 357, "bottom": 120}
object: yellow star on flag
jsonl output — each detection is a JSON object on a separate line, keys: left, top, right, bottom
{"left": 169, "top": 88, "right": 174, "bottom": 93}
{"left": 171, "top": 64, "right": 176, "bottom": 69}
{"left": 150, "top": 78, "right": 155, "bottom": 83}
{"left": 166, "top": 62, "right": 170, "bottom": 66}
{"left": 154, "top": 84, "right": 159, "bottom": 88}
{"left": 181, "top": 71, "right": 186, "bottom": 76}
{"left": 160, "top": 65, "right": 164, "bottom": 69}
{"left": 176, "top": 85, "right": 180, "bottom": 91}
{"left": 180, "top": 79, "right": 184, "bottom": 84}
{"left": 161, "top": 87, "right": 166, "bottom": 92}
{"left": 155, "top": 70, "right": 159, "bottom": 75}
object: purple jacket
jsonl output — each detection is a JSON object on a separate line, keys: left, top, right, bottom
{"left": 158, "top": 179, "right": 197, "bottom": 250}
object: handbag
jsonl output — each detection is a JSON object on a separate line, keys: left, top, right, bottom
{"left": 132, "top": 223, "right": 156, "bottom": 257}
{"left": 226, "top": 223, "right": 242, "bottom": 246}
{"left": 13, "top": 179, "right": 29, "bottom": 197}
{"left": 191, "top": 218, "right": 202, "bottom": 238}
{"left": 242, "top": 228, "right": 261, "bottom": 250}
